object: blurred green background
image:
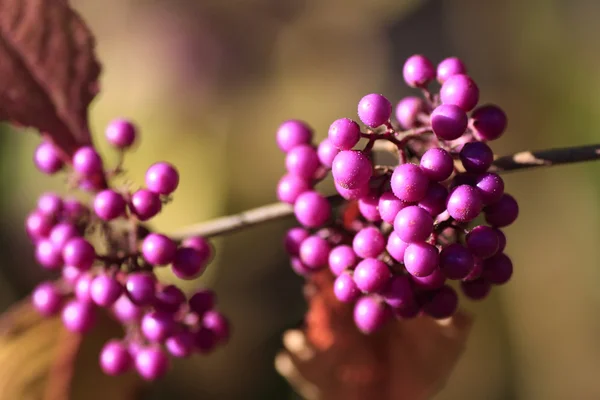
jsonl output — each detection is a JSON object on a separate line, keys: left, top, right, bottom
{"left": 2, "top": 0, "right": 600, "bottom": 398}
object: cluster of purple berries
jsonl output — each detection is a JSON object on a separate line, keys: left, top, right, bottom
{"left": 277, "top": 55, "right": 518, "bottom": 334}
{"left": 28, "top": 119, "right": 229, "bottom": 380}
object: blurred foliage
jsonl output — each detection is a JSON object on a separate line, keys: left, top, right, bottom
{"left": 1, "top": 0, "right": 600, "bottom": 399}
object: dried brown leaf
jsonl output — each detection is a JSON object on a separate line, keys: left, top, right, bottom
{"left": 275, "top": 270, "right": 473, "bottom": 400}
{"left": 0, "top": 0, "right": 101, "bottom": 157}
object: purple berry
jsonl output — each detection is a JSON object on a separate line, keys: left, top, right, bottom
{"left": 195, "top": 327, "right": 217, "bottom": 354}
{"left": 188, "top": 289, "right": 215, "bottom": 315}
{"left": 471, "top": 105, "right": 507, "bottom": 141}
{"left": 353, "top": 227, "right": 385, "bottom": 258}
{"left": 335, "top": 181, "right": 369, "bottom": 200}
{"left": 461, "top": 278, "right": 491, "bottom": 300}
{"left": 395, "top": 96, "right": 427, "bottom": 129}
{"left": 26, "top": 210, "right": 54, "bottom": 241}
{"left": 112, "top": 295, "right": 143, "bottom": 322}
{"left": 358, "top": 190, "right": 381, "bottom": 222}
{"left": 394, "top": 206, "right": 433, "bottom": 243}
{"left": 420, "top": 148, "right": 454, "bottom": 182}
{"left": 483, "top": 253, "right": 513, "bottom": 284}
{"left": 130, "top": 189, "right": 162, "bottom": 221}
{"left": 165, "top": 331, "right": 195, "bottom": 358}
{"left": 202, "top": 310, "right": 230, "bottom": 344}
{"left": 290, "top": 257, "right": 312, "bottom": 276}
{"left": 284, "top": 227, "right": 310, "bottom": 257}
{"left": 153, "top": 285, "right": 186, "bottom": 313}
{"left": 418, "top": 182, "right": 448, "bottom": 216}
{"left": 484, "top": 194, "right": 519, "bottom": 227}
{"left": 495, "top": 229, "right": 507, "bottom": 253}
{"left": 316, "top": 138, "right": 340, "bottom": 168}
{"left": 328, "top": 118, "right": 361, "bottom": 150}
{"left": 459, "top": 142, "right": 494, "bottom": 173}
{"left": 411, "top": 268, "right": 446, "bottom": 290}
{"left": 35, "top": 239, "right": 63, "bottom": 270}
{"left": 49, "top": 223, "right": 79, "bottom": 249}
{"left": 357, "top": 94, "right": 392, "bottom": 128}
{"left": 276, "top": 120, "right": 313, "bottom": 153}
{"left": 277, "top": 174, "right": 311, "bottom": 205}
{"left": 141, "top": 233, "right": 177, "bottom": 266}
{"left": 391, "top": 163, "right": 429, "bottom": 203}
{"left": 431, "top": 104, "right": 468, "bottom": 141}
{"left": 32, "top": 282, "right": 63, "bottom": 316}
{"left": 126, "top": 272, "right": 156, "bottom": 306}
{"left": 466, "top": 225, "right": 500, "bottom": 259}
{"left": 34, "top": 141, "right": 64, "bottom": 174}
{"left": 172, "top": 247, "right": 207, "bottom": 279}
{"left": 404, "top": 242, "right": 439, "bottom": 277}
{"left": 353, "top": 258, "right": 391, "bottom": 293}
{"left": 62, "top": 198, "right": 88, "bottom": 221}
{"left": 74, "top": 273, "right": 94, "bottom": 302}
{"left": 62, "top": 300, "right": 96, "bottom": 333}
{"left": 63, "top": 237, "right": 96, "bottom": 270}
{"left": 100, "top": 340, "right": 132, "bottom": 375}
{"left": 334, "top": 272, "right": 361, "bottom": 303}
{"left": 328, "top": 245, "right": 358, "bottom": 276}
{"left": 181, "top": 236, "right": 212, "bottom": 264}
{"left": 62, "top": 265, "right": 82, "bottom": 285}
{"left": 145, "top": 162, "right": 179, "bottom": 195}
{"left": 293, "top": 191, "right": 331, "bottom": 228}
{"left": 299, "top": 236, "right": 330, "bottom": 269}
{"left": 37, "top": 193, "right": 63, "bottom": 216}
{"left": 105, "top": 119, "right": 137, "bottom": 148}
{"left": 73, "top": 146, "right": 103, "bottom": 176}
{"left": 378, "top": 191, "right": 409, "bottom": 224}
{"left": 421, "top": 285, "right": 459, "bottom": 319}
{"left": 380, "top": 275, "right": 415, "bottom": 309}
{"left": 285, "top": 144, "right": 320, "bottom": 179}
{"left": 353, "top": 296, "right": 391, "bottom": 334}
{"left": 475, "top": 172, "right": 505, "bottom": 205}
{"left": 439, "top": 243, "right": 474, "bottom": 279}
{"left": 135, "top": 347, "right": 170, "bottom": 380}
{"left": 403, "top": 54, "right": 435, "bottom": 87}
{"left": 90, "top": 274, "right": 123, "bottom": 307}
{"left": 94, "top": 189, "right": 126, "bottom": 221}
{"left": 463, "top": 258, "right": 484, "bottom": 281}
{"left": 141, "top": 311, "right": 177, "bottom": 342}
{"left": 446, "top": 185, "right": 483, "bottom": 222}
{"left": 331, "top": 150, "right": 372, "bottom": 190}
{"left": 386, "top": 231, "right": 410, "bottom": 263}
{"left": 440, "top": 74, "right": 479, "bottom": 111}
{"left": 436, "top": 57, "right": 467, "bottom": 84}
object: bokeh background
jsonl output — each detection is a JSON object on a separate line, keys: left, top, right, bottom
{"left": 1, "top": 0, "right": 600, "bottom": 399}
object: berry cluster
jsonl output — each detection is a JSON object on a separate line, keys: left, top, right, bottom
{"left": 277, "top": 55, "right": 518, "bottom": 334}
{"left": 28, "top": 119, "right": 229, "bottom": 380}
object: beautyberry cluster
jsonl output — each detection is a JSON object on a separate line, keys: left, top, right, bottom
{"left": 28, "top": 119, "right": 229, "bottom": 380}
{"left": 277, "top": 55, "right": 517, "bottom": 334}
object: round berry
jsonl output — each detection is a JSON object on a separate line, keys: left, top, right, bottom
{"left": 284, "top": 227, "right": 310, "bottom": 257}
{"left": 357, "top": 189, "right": 381, "bottom": 222}
{"left": 49, "top": 223, "right": 79, "bottom": 249}
{"left": 353, "top": 258, "right": 391, "bottom": 293}
{"left": 404, "top": 242, "right": 439, "bottom": 277}
{"left": 378, "top": 191, "right": 409, "bottom": 224}
{"left": 276, "top": 120, "right": 313, "bottom": 153}
{"left": 495, "top": 229, "right": 507, "bottom": 253}
{"left": 328, "top": 245, "right": 358, "bottom": 276}
{"left": 459, "top": 142, "right": 494, "bottom": 173}
{"left": 418, "top": 182, "right": 448, "bottom": 217}
{"left": 394, "top": 206, "right": 434, "bottom": 243}
{"left": 105, "top": 119, "right": 137, "bottom": 148}
{"left": 411, "top": 268, "right": 446, "bottom": 290}
{"left": 483, "top": 253, "right": 513, "bottom": 284}
{"left": 391, "top": 163, "right": 429, "bottom": 203}
{"left": 35, "top": 239, "right": 63, "bottom": 270}
{"left": 63, "top": 237, "right": 96, "bottom": 270}
{"left": 380, "top": 275, "right": 415, "bottom": 309}
{"left": 421, "top": 285, "right": 459, "bottom": 319}
{"left": 335, "top": 181, "right": 369, "bottom": 200}
{"left": 112, "top": 295, "right": 143, "bottom": 323}
{"left": 403, "top": 54, "right": 435, "bottom": 87}
{"left": 431, "top": 104, "right": 468, "bottom": 141}
{"left": 37, "top": 193, "right": 63, "bottom": 216}
{"left": 439, "top": 243, "right": 474, "bottom": 279}
{"left": 353, "top": 227, "right": 385, "bottom": 258}
{"left": 436, "top": 57, "right": 467, "bottom": 84}
{"left": 202, "top": 310, "right": 230, "bottom": 344}
{"left": 34, "top": 141, "right": 64, "bottom": 174}
{"left": 420, "top": 148, "right": 454, "bottom": 182}
{"left": 471, "top": 104, "right": 507, "bottom": 141}
{"left": 100, "top": 340, "right": 132, "bottom": 375}
{"left": 94, "top": 190, "right": 126, "bottom": 221}
{"left": 62, "top": 300, "right": 96, "bottom": 333}
{"left": 331, "top": 150, "right": 372, "bottom": 190}
{"left": 135, "top": 347, "right": 170, "bottom": 381}
{"left": 395, "top": 96, "right": 427, "bottom": 129}
{"left": 130, "top": 189, "right": 162, "bottom": 221}
{"left": 26, "top": 211, "right": 54, "bottom": 241}
{"left": 74, "top": 273, "right": 94, "bottom": 303}
{"left": 299, "top": 236, "right": 330, "bottom": 269}
{"left": 153, "top": 285, "right": 186, "bottom": 313}
{"left": 328, "top": 118, "right": 361, "bottom": 150}
{"left": 141, "top": 233, "right": 177, "bottom": 266}
{"left": 181, "top": 236, "right": 212, "bottom": 264}
{"left": 188, "top": 289, "right": 215, "bottom": 315}
{"left": 354, "top": 296, "right": 391, "bottom": 334}
{"left": 357, "top": 94, "right": 392, "bottom": 128}
{"left": 141, "top": 311, "right": 177, "bottom": 342}
{"left": 32, "top": 282, "right": 63, "bottom": 316}
{"left": 484, "top": 194, "right": 519, "bottom": 227}
{"left": 145, "top": 162, "right": 179, "bottom": 195}
{"left": 172, "top": 247, "right": 207, "bottom": 279}
{"left": 386, "top": 231, "right": 410, "bottom": 263}
{"left": 90, "top": 274, "right": 123, "bottom": 307}
{"left": 440, "top": 74, "right": 479, "bottom": 111}
{"left": 461, "top": 278, "right": 491, "bottom": 300}
{"left": 165, "top": 331, "right": 195, "bottom": 358}
{"left": 466, "top": 225, "right": 500, "bottom": 259}
{"left": 126, "top": 272, "right": 156, "bottom": 306}
{"left": 285, "top": 144, "right": 320, "bottom": 179}
{"left": 446, "top": 185, "right": 483, "bottom": 222}
{"left": 316, "top": 138, "right": 340, "bottom": 168}
{"left": 475, "top": 172, "right": 505, "bottom": 205}
{"left": 334, "top": 272, "right": 361, "bottom": 303}
{"left": 293, "top": 191, "right": 331, "bottom": 228}
{"left": 73, "top": 146, "right": 103, "bottom": 176}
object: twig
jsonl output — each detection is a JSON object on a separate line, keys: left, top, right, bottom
{"left": 171, "top": 143, "right": 600, "bottom": 240}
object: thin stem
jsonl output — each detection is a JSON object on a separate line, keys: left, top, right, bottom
{"left": 171, "top": 143, "right": 600, "bottom": 240}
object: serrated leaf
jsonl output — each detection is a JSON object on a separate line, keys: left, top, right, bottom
{"left": 0, "top": 0, "right": 101, "bottom": 157}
